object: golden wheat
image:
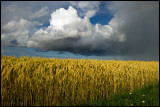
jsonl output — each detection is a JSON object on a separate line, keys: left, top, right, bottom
{"left": 1, "top": 55, "right": 159, "bottom": 106}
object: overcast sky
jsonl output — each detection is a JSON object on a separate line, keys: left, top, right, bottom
{"left": 1, "top": 1, "right": 159, "bottom": 61}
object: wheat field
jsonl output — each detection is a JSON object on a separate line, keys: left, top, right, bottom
{"left": 1, "top": 55, "right": 159, "bottom": 106}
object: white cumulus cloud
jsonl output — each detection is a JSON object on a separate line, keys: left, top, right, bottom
{"left": 27, "top": 6, "right": 123, "bottom": 54}
{"left": 1, "top": 19, "right": 42, "bottom": 46}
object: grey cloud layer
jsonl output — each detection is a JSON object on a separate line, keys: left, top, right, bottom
{"left": 1, "top": 1, "right": 68, "bottom": 26}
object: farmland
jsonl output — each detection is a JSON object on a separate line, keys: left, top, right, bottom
{"left": 1, "top": 55, "right": 159, "bottom": 106}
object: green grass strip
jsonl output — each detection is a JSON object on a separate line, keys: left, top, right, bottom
{"left": 81, "top": 83, "right": 159, "bottom": 106}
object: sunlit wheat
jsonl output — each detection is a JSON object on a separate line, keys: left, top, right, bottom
{"left": 1, "top": 56, "right": 159, "bottom": 106}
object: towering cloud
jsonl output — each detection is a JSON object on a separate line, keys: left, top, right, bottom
{"left": 27, "top": 6, "right": 124, "bottom": 55}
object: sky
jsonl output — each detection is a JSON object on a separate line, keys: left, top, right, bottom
{"left": 1, "top": 1, "right": 159, "bottom": 61}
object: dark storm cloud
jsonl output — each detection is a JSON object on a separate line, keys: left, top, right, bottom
{"left": 108, "top": 1, "right": 159, "bottom": 60}
{"left": 28, "top": 34, "right": 124, "bottom": 56}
